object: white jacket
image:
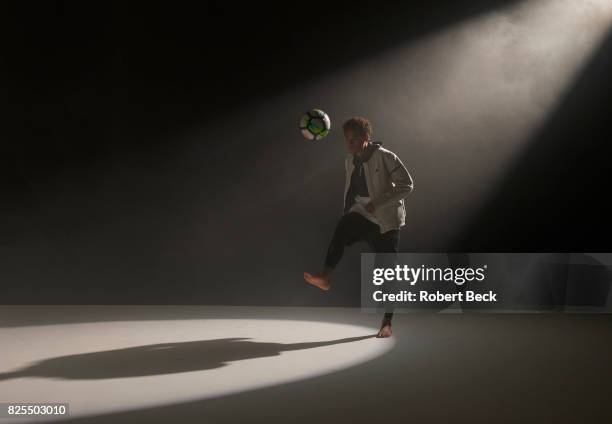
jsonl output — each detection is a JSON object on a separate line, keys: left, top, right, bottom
{"left": 343, "top": 143, "right": 414, "bottom": 234}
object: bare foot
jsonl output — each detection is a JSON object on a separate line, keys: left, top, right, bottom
{"left": 304, "top": 271, "right": 331, "bottom": 291}
{"left": 377, "top": 323, "right": 392, "bottom": 338}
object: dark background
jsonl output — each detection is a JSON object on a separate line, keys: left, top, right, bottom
{"left": 2, "top": 0, "right": 611, "bottom": 305}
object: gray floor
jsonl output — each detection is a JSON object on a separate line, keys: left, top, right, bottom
{"left": 1, "top": 306, "right": 611, "bottom": 423}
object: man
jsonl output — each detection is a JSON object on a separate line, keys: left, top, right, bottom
{"left": 304, "top": 117, "right": 414, "bottom": 338}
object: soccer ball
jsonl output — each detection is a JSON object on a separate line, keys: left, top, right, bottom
{"left": 300, "top": 109, "right": 331, "bottom": 140}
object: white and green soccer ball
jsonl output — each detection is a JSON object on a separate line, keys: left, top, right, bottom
{"left": 300, "top": 109, "right": 331, "bottom": 140}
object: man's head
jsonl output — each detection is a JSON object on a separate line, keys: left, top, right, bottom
{"left": 342, "top": 117, "right": 372, "bottom": 155}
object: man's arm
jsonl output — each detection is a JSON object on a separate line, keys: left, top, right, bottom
{"left": 369, "top": 151, "right": 414, "bottom": 211}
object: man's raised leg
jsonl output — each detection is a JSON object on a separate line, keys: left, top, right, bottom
{"left": 304, "top": 213, "right": 367, "bottom": 291}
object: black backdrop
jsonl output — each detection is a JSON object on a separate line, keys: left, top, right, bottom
{"left": 2, "top": 1, "right": 611, "bottom": 305}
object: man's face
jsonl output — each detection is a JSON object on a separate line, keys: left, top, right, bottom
{"left": 344, "top": 129, "right": 368, "bottom": 155}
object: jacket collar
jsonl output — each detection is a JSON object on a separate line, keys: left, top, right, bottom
{"left": 353, "top": 141, "right": 382, "bottom": 165}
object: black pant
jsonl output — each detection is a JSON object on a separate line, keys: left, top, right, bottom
{"left": 324, "top": 212, "right": 400, "bottom": 320}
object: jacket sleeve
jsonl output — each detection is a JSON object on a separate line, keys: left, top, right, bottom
{"left": 370, "top": 151, "right": 414, "bottom": 210}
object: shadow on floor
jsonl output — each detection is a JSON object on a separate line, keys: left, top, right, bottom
{"left": 0, "top": 334, "right": 375, "bottom": 380}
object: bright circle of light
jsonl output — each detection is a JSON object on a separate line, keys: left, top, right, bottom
{"left": 0, "top": 318, "right": 394, "bottom": 422}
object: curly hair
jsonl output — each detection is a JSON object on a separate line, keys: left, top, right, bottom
{"left": 342, "top": 117, "right": 372, "bottom": 141}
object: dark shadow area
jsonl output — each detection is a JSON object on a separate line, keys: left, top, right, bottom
{"left": 445, "top": 253, "right": 611, "bottom": 311}
{"left": 2, "top": 0, "right": 520, "bottom": 162}
{"left": 0, "top": 334, "right": 374, "bottom": 381}
{"left": 450, "top": 28, "right": 612, "bottom": 252}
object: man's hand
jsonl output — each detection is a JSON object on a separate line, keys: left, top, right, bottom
{"left": 365, "top": 202, "right": 376, "bottom": 214}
